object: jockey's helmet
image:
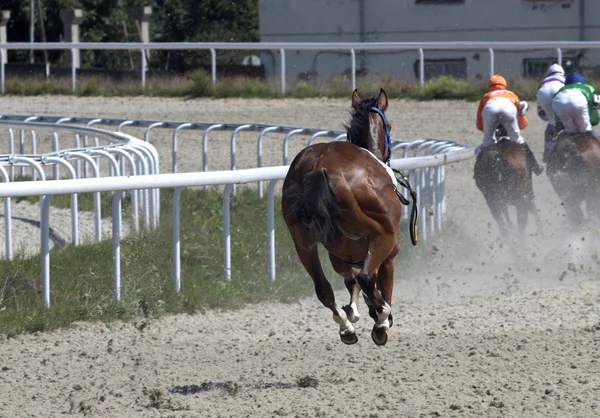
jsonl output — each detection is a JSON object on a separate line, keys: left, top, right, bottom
{"left": 565, "top": 72, "right": 585, "bottom": 85}
{"left": 488, "top": 74, "right": 507, "bottom": 90}
{"left": 547, "top": 63, "right": 565, "bottom": 77}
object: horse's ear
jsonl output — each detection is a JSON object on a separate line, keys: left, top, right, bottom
{"left": 377, "top": 88, "right": 388, "bottom": 111}
{"left": 352, "top": 89, "right": 360, "bottom": 106}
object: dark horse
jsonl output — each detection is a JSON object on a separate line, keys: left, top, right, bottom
{"left": 473, "top": 129, "right": 541, "bottom": 240}
{"left": 546, "top": 131, "right": 600, "bottom": 226}
{"left": 282, "top": 89, "right": 414, "bottom": 346}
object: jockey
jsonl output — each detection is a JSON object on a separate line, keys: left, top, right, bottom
{"left": 536, "top": 63, "right": 565, "bottom": 159}
{"left": 551, "top": 72, "right": 600, "bottom": 138}
{"left": 476, "top": 74, "right": 544, "bottom": 175}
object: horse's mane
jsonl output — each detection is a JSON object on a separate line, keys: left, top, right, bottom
{"left": 346, "top": 96, "right": 379, "bottom": 149}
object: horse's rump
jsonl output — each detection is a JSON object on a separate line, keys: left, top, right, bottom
{"left": 474, "top": 140, "right": 529, "bottom": 203}
{"left": 547, "top": 132, "right": 600, "bottom": 202}
{"left": 283, "top": 142, "right": 402, "bottom": 248}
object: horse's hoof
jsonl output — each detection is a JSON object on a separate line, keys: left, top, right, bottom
{"left": 371, "top": 327, "right": 388, "bottom": 346}
{"left": 340, "top": 332, "right": 358, "bottom": 345}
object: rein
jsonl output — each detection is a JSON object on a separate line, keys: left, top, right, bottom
{"left": 368, "top": 106, "right": 418, "bottom": 246}
{"left": 369, "top": 106, "right": 393, "bottom": 164}
{"left": 347, "top": 105, "right": 419, "bottom": 246}
{"left": 392, "top": 168, "right": 419, "bottom": 246}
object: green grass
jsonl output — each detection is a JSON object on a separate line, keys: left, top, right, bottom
{"left": 0, "top": 187, "right": 426, "bottom": 337}
{"left": 3, "top": 72, "right": 569, "bottom": 101}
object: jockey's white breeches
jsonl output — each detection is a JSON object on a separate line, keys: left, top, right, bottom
{"left": 552, "top": 89, "right": 591, "bottom": 133}
{"left": 481, "top": 97, "right": 524, "bottom": 149}
{"left": 537, "top": 81, "right": 563, "bottom": 128}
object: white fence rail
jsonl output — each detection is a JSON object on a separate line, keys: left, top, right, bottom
{"left": 2, "top": 41, "right": 599, "bottom": 93}
{"left": 0, "top": 117, "right": 473, "bottom": 308}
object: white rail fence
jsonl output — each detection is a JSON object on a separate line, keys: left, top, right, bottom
{"left": 0, "top": 117, "right": 473, "bottom": 307}
{"left": 2, "top": 41, "right": 599, "bottom": 94}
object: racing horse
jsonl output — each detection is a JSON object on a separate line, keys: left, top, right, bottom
{"left": 545, "top": 131, "right": 600, "bottom": 227}
{"left": 473, "top": 127, "right": 542, "bottom": 242}
{"left": 281, "top": 89, "right": 417, "bottom": 346}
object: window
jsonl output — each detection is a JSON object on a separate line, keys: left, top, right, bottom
{"left": 414, "top": 58, "right": 467, "bottom": 80}
{"left": 523, "top": 57, "right": 578, "bottom": 78}
{"left": 416, "top": 0, "right": 465, "bottom": 4}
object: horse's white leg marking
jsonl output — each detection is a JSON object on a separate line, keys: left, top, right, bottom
{"left": 347, "top": 301, "right": 360, "bottom": 323}
{"left": 374, "top": 301, "right": 391, "bottom": 330}
{"left": 333, "top": 306, "right": 355, "bottom": 336}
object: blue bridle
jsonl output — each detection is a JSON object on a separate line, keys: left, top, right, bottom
{"left": 369, "top": 106, "right": 392, "bottom": 164}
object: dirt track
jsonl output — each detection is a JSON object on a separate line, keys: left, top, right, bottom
{"left": 1, "top": 96, "right": 599, "bottom": 417}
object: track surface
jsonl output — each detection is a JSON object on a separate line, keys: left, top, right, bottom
{"left": 0, "top": 96, "right": 599, "bottom": 417}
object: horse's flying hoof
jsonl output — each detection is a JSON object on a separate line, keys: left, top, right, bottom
{"left": 371, "top": 327, "right": 388, "bottom": 346}
{"left": 340, "top": 332, "right": 358, "bottom": 345}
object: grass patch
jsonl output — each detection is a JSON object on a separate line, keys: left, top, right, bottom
{"left": 2, "top": 73, "right": 573, "bottom": 101}
{"left": 0, "top": 187, "right": 428, "bottom": 336}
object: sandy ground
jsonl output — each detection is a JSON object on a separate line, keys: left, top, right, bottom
{"left": 1, "top": 95, "right": 600, "bottom": 417}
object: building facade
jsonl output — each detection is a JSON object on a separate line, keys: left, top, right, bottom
{"left": 258, "top": 0, "right": 598, "bottom": 83}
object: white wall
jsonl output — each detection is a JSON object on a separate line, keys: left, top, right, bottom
{"left": 259, "top": 0, "right": 600, "bottom": 82}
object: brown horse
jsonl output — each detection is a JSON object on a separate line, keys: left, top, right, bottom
{"left": 546, "top": 131, "right": 600, "bottom": 227}
{"left": 473, "top": 131, "right": 542, "bottom": 241}
{"left": 282, "top": 89, "right": 413, "bottom": 346}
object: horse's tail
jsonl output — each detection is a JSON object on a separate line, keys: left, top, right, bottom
{"left": 285, "top": 168, "right": 342, "bottom": 245}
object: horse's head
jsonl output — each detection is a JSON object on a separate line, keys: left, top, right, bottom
{"left": 347, "top": 89, "right": 392, "bottom": 163}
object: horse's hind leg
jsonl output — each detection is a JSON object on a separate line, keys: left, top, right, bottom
{"left": 486, "top": 199, "right": 512, "bottom": 236}
{"left": 329, "top": 253, "right": 360, "bottom": 323}
{"left": 527, "top": 197, "right": 544, "bottom": 239}
{"left": 356, "top": 236, "right": 399, "bottom": 346}
{"left": 293, "top": 243, "right": 357, "bottom": 345}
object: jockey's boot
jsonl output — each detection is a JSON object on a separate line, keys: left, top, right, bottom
{"left": 524, "top": 143, "right": 544, "bottom": 176}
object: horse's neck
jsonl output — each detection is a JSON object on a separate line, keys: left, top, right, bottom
{"left": 366, "top": 133, "right": 384, "bottom": 161}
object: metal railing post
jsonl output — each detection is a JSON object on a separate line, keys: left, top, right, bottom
{"left": 0, "top": 166, "right": 12, "bottom": 260}
{"left": 419, "top": 48, "right": 425, "bottom": 87}
{"left": 172, "top": 187, "right": 183, "bottom": 292}
{"left": 257, "top": 126, "right": 279, "bottom": 198}
{"left": 223, "top": 184, "right": 232, "bottom": 281}
{"left": 557, "top": 48, "right": 563, "bottom": 66}
{"left": 350, "top": 48, "right": 356, "bottom": 91}
{"left": 172, "top": 123, "right": 194, "bottom": 173}
{"left": 112, "top": 191, "right": 123, "bottom": 301}
{"left": 0, "top": 48, "right": 5, "bottom": 95}
{"left": 280, "top": 48, "right": 286, "bottom": 95}
{"left": 141, "top": 48, "right": 147, "bottom": 89}
{"left": 283, "top": 128, "right": 307, "bottom": 165}
{"left": 267, "top": 179, "right": 278, "bottom": 281}
{"left": 489, "top": 48, "right": 495, "bottom": 77}
{"left": 41, "top": 195, "right": 53, "bottom": 308}
{"left": 71, "top": 47, "right": 77, "bottom": 93}
{"left": 210, "top": 48, "right": 217, "bottom": 87}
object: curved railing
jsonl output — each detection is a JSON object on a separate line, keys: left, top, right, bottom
{"left": 0, "top": 120, "right": 160, "bottom": 258}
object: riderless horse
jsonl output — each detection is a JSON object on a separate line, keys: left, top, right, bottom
{"left": 281, "top": 89, "right": 416, "bottom": 346}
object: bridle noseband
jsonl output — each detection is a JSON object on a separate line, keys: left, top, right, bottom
{"left": 369, "top": 106, "right": 392, "bottom": 165}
